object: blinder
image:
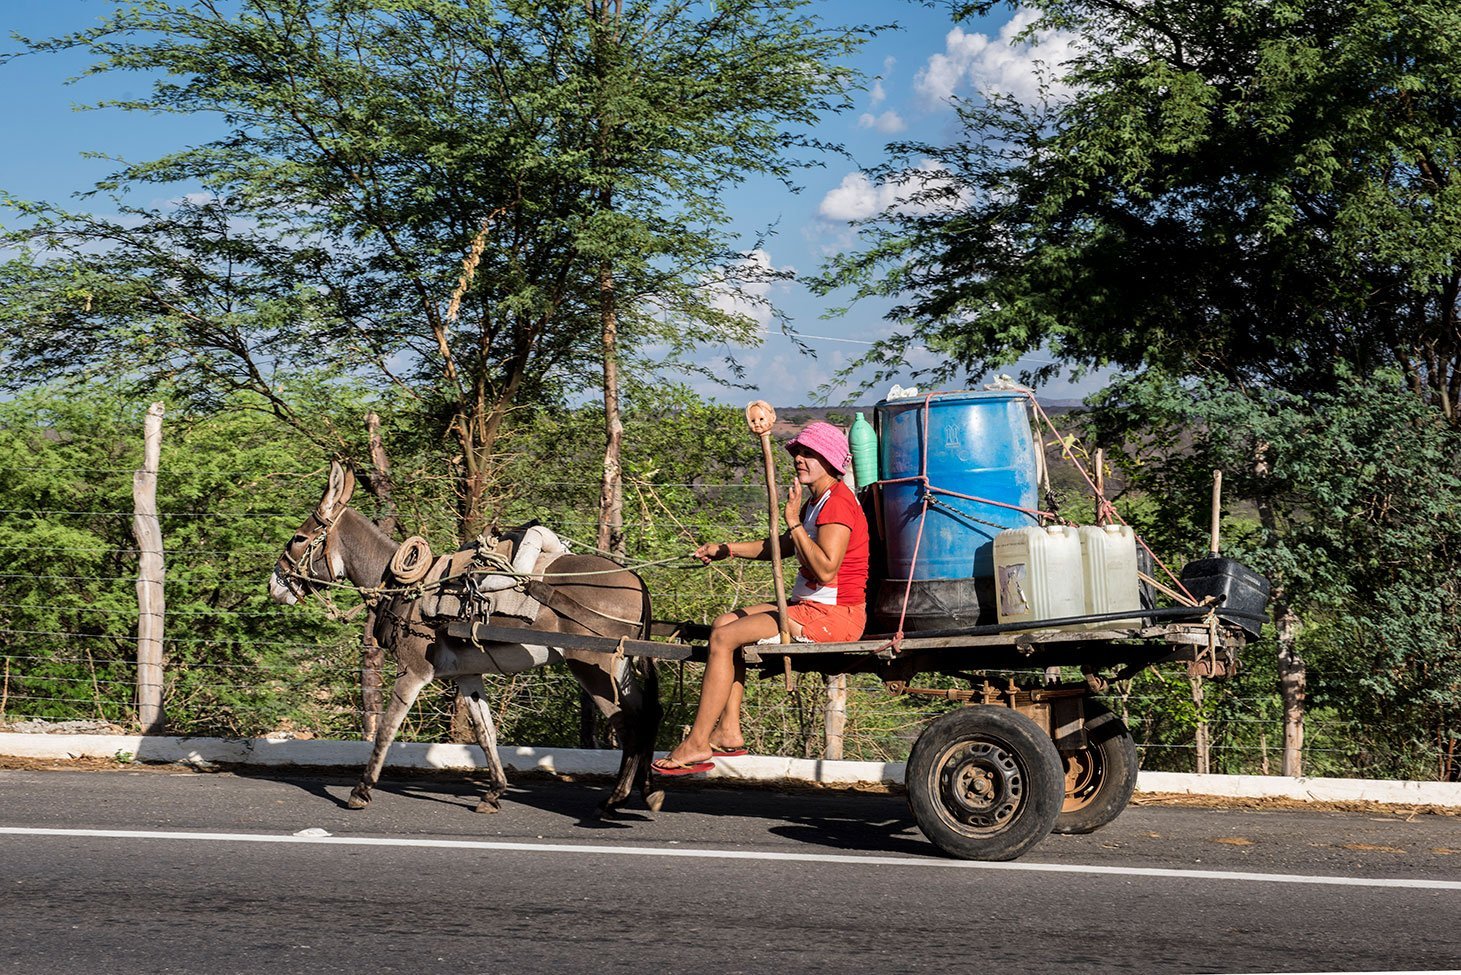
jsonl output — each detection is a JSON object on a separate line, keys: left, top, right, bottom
{"left": 275, "top": 508, "right": 344, "bottom": 596}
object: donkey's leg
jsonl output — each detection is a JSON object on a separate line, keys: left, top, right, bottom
{"left": 348, "top": 667, "right": 433, "bottom": 810}
{"left": 564, "top": 652, "right": 663, "bottom": 815}
{"left": 453, "top": 674, "right": 509, "bottom": 814}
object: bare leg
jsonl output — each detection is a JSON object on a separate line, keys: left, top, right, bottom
{"left": 713, "top": 653, "right": 749, "bottom": 750}
{"left": 664, "top": 609, "right": 779, "bottom": 766}
{"left": 711, "top": 604, "right": 802, "bottom": 750}
{"left": 454, "top": 675, "right": 508, "bottom": 813}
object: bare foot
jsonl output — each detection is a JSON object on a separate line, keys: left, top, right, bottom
{"left": 663, "top": 741, "right": 713, "bottom": 766}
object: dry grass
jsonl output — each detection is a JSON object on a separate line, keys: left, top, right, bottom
{"left": 1131, "top": 790, "right": 1458, "bottom": 817}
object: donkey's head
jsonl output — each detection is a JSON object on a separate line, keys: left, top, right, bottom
{"left": 269, "top": 460, "right": 356, "bottom": 605}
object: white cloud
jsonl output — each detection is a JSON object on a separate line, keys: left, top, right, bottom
{"left": 869, "top": 79, "right": 887, "bottom": 107}
{"left": 914, "top": 8, "right": 1081, "bottom": 106}
{"left": 703, "top": 248, "right": 786, "bottom": 330}
{"left": 818, "top": 160, "right": 973, "bottom": 223}
{"left": 857, "top": 110, "right": 907, "bottom": 134}
{"left": 820, "top": 172, "right": 883, "bottom": 223}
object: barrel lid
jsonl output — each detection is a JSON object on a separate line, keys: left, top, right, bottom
{"left": 875, "top": 389, "right": 1032, "bottom": 410}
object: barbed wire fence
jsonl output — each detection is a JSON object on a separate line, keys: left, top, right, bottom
{"left": 0, "top": 407, "right": 1448, "bottom": 778}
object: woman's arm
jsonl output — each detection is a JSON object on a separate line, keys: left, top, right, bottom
{"left": 694, "top": 533, "right": 794, "bottom": 563}
{"left": 788, "top": 522, "right": 850, "bottom": 584}
{"left": 778, "top": 478, "right": 851, "bottom": 584}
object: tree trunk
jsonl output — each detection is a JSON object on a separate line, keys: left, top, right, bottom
{"left": 1190, "top": 675, "right": 1210, "bottom": 775}
{"left": 364, "top": 411, "right": 399, "bottom": 540}
{"left": 1255, "top": 441, "right": 1307, "bottom": 777}
{"left": 359, "top": 411, "right": 396, "bottom": 741}
{"left": 132, "top": 402, "right": 166, "bottom": 734}
{"left": 1276, "top": 604, "right": 1305, "bottom": 776}
{"left": 596, "top": 260, "right": 626, "bottom": 557}
{"left": 450, "top": 687, "right": 476, "bottom": 744}
{"left": 455, "top": 392, "right": 517, "bottom": 539}
{"left": 361, "top": 628, "right": 383, "bottom": 744}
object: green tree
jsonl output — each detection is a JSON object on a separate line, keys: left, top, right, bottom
{"left": 2, "top": 0, "right": 874, "bottom": 537}
{"left": 811, "top": 0, "right": 1461, "bottom": 779}
{"left": 820, "top": 0, "right": 1461, "bottom": 409}
{"left": 1089, "top": 371, "right": 1461, "bottom": 780}
{"left": 0, "top": 382, "right": 357, "bottom": 735}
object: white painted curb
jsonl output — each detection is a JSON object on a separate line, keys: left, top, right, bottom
{"left": 2, "top": 732, "right": 1458, "bottom": 807}
{"left": 1135, "top": 770, "right": 1461, "bottom": 807}
{"left": 0, "top": 732, "right": 899, "bottom": 787}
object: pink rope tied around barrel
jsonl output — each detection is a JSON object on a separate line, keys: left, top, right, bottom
{"left": 877, "top": 388, "right": 1197, "bottom": 650}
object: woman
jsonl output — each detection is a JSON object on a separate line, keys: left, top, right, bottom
{"left": 653, "top": 421, "right": 870, "bottom": 775}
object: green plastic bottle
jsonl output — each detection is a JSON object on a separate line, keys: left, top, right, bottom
{"left": 849, "top": 412, "right": 879, "bottom": 489}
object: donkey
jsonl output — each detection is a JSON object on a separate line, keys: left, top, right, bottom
{"left": 268, "top": 460, "right": 665, "bottom": 817}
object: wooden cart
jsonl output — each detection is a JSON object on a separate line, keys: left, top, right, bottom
{"left": 449, "top": 604, "right": 1250, "bottom": 862}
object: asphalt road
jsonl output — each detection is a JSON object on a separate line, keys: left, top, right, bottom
{"left": 2, "top": 766, "right": 1458, "bottom": 974}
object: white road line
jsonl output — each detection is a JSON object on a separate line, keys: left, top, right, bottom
{"left": 3, "top": 826, "right": 1458, "bottom": 891}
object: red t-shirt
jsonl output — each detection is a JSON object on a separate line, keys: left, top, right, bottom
{"left": 792, "top": 481, "right": 870, "bottom": 607}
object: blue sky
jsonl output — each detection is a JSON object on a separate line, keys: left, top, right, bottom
{"left": 2, "top": 0, "right": 1104, "bottom": 405}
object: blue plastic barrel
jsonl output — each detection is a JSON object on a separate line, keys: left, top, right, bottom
{"left": 877, "top": 390, "right": 1041, "bottom": 583}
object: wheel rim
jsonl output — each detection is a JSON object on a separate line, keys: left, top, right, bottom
{"left": 930, "top": 737, "right": 1026, "bottom": 834}
{"left": 1061, "top": 744, "right": 1105, "bottom": 813}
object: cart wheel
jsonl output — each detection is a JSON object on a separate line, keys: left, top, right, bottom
{"left": 1053, "top": 701, "right": 1138, "bottom": 835}
{"left": 906, "top": 705, "right": 1065, "bottom": 861}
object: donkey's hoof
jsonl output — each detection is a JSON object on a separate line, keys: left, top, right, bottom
{"left": 474, "top": 797, "right": 502, "bottom": 814}
{"left": 644, "top": 789, "right": 666, "bottom": 813}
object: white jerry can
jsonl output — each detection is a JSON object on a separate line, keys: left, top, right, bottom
{"left": 993, "top": 526, "right": 1084, "bottom": 627}
{"left": 1077, "top": 524, "right": 1143, "bottom": 628}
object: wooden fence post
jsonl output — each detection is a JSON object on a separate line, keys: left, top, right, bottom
{"left": 824, "top": 674, "right": 847, "bottom": 760}
{"left": 1277, "top": 605, "right": 1305, "bottom": 776}
{"left": 133, "top": 402, "right": 166, "bottom": 733}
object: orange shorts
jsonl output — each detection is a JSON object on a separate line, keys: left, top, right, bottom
{"left": 785, "top": 601, "right": 867, "bottom": 643}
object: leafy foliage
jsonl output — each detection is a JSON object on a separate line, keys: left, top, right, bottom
{"left": 819, "top": 0, "right": 1461, "bottom": 410}
{"left": 0, "top": 382, "right": 351, "bottom": 735}
{"left": 1, "top": 0, "right": 877, "bottom": 531}
{"left": 1089, "top": 371, "right": 1461, "bottom": 779}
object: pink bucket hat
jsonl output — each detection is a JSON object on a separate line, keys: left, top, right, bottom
{"left": 786, "top": 421, "right": 851, "bottom": 475}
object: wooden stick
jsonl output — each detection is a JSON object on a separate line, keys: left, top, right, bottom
{"left": 1210, "top": 469, "right": 1223, "bottom": 556}
{"left": 1139, "top": 571, "right": 1200, "bottom": 608}
{"left": 1094, "top": 447, "right": 1106, "bottom": 525}
{"left": 746, "top": 401, "right": 794, "bottom": 690}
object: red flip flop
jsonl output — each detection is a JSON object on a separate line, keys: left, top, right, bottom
{"left": 711, "top": 746, "right": 748, "bottom": 758}
{"left": 651, "top": 756, "right": 715, "bottom": 777}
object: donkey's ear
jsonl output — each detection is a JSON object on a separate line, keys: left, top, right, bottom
{"left": 321, "top": 460, "right": 356, "bottom": 518}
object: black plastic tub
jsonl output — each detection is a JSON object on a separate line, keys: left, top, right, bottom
{"left": 1179, "top": 557, "right": 1271, "bottom": 637}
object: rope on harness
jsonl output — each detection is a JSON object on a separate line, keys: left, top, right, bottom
{"left": 389, "top": 535, "right": 434, "bottom": 584}
{"left": 547, "top": 529, "right": 705, "bottom": 574}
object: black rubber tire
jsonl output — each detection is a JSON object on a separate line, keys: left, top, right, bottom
{"left": 1053, "top": 700, "right": 1139, "bottom": 835}
{"left": 905, "top": 705, "right": 1065, "bottom": 861}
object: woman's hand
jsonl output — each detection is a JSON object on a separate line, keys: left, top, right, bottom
{"left": 693, "top": 542, "right": 731, "bottom": 564}
{"left": 784, "top": 477, "right": 803, "bottom": 530}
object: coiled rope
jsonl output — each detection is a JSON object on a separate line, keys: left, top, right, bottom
{"left": 388, "top": 535, "right": 434, "bottom": 584}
